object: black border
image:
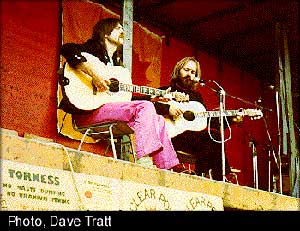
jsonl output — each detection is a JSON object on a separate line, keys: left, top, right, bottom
{"left": 1, "top": 211, "right": 298, "bottom": 230}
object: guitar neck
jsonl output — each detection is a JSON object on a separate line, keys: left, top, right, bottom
{"left": 196, "top": 110, "right": 242, "bottom": 118}
{"left": 119, "top": 83, "right": 170, "bottom": 97}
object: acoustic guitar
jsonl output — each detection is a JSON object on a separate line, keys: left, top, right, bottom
{"left": 63, "top": 52, "right": 187, "bottom": 110}
{"left": 165, "top": 100, "right": 263, "bottom": 138}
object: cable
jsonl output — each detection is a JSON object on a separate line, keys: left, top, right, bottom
{"left": 207, "top": 116, "right": 232, "bottom": 143}
{"left": 25, "top": 139, "right": 87, "bottom": 211}
{"left": 58, "top": 143, "right": 87, "bottom": 211}
{"left": 58, "top": 112, "right": 68, "bottom": 133}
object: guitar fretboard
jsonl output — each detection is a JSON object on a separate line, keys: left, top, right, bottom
{"left": 119, "top": 83, "right": 170, "bottom": 97}
{"left": 197, "top": 110, "right": 242, "bottom": 118}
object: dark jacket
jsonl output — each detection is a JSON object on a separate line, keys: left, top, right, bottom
{"left": 152, "top": 84, "right": 236, "bottom": 130}
{"left": 60, "top": 39, "right": 123, "bottom": 67}
{"left": 58, "top": 39, "right": 123, "bottom": 114}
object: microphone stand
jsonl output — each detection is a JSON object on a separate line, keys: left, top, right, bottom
{"left": 262, "top": 115, "right": 280, "bottom": 192}
{"left": 203, "top": 80, "right": 227, "bottom": 182}
{"left": 225, "top": 89, "right": 280, "bottom": 191}
{"left": 200, "top": 79, "right": 273, "bottom": 185}
{"left": 250, "top": 140, "right": 259, "bottom": 189}
{"left": 219, "top": 90, "right": 226, "bottom": 182}
{"left": 223, "top": 92, "right": 273, "bottom": 113}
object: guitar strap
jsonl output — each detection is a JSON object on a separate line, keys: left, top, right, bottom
{"left": 57, "top": 65, "right": 69, "bottom": 87}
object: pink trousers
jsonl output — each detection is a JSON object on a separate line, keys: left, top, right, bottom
{"left": 73, "top": 100, "right": 179, "bottom": 169}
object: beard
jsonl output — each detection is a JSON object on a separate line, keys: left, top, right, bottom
{"left": 177, "top": 76, "right": 197, "bottom": 91}
{"left": 107, "top": 36, "right": 123, "bottom": 46}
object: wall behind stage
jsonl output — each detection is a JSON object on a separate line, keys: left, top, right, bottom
{"left": 1, "top": 1, "right": 60, "bottom": 138}
{"left": 0, "top": 1, "right": 277, "bottom": 188}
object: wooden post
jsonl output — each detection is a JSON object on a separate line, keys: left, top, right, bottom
{"left": 122, "top": 0, "right": 133, "bottom": 73}
{"left": 275, "top": 23, "right": 299, "bottom": 197}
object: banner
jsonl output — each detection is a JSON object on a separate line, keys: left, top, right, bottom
{"left": 1, "top": 160, "right": 80, "bottom": 210}
{"left": 1, "top": 159, "right": 223, "bottom": 211}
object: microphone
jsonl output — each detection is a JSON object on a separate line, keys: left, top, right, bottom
{"left": 193, "top": 77, "right": 209, "bottom": 86}
{"left": 198, "top": 79, "right": 208, "bottom": 84}
{"left": 255, "top": 96, "right": 273, "bottom": 112}
{"left": 268, "top": 84, "right": 275, "bottom": 90}
{"left": 256, "top": 96, "right": 262, "bottom": 104}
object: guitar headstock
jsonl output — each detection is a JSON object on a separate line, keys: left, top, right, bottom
{"left": 163, "top": 88, "right": 189, "bottom": 102}
{"left": 172, "top": 91, "right": 189, "bottom": 102}
{"left": 242, "top": 108, "right": 263, "bottom": 120}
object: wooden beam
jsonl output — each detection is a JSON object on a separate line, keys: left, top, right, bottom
{"left": 122, "top": 0, "right": 133, "bottom": 72}
{"left": 135, "top": 0, "right": 176, "bottom": 10}
{"left": 183, "top": 0, "right": 266, "bottom": 28}
{"left": 183, "top": 4, "right": 245, "bottom": 28}
{"left": 281, "top": 24, "right": 300, "bottom": 197}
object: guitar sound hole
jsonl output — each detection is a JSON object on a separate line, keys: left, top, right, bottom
{"left": 183, "top": 111, "right": 195, "bottom": 121}
{"left": 109, "top": 78, "right": 120, "bottom": 92}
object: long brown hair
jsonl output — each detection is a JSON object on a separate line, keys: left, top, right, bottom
{"left": 92, "top": 17, "right": 123, "bottom": 66}
{"left": 171, "top": 56, "right": 201, "bottom": 81}
{"left": 92, "top": 18, "right": 121, "bottom": 46}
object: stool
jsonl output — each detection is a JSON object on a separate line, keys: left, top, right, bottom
{"left": 177, "top": 150, "right": 240, "bottom": 182}
{"left": 225, "top": 168, "right": 240, "bottom": 184}
{"left": 176, "top": 151, "right": 214, "bottom": 178}
{"left": 74, "top": 120, "right": 136, "bottom": 163}
{"left": 176, "top": 150, "right": 197, "bottom": 175}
